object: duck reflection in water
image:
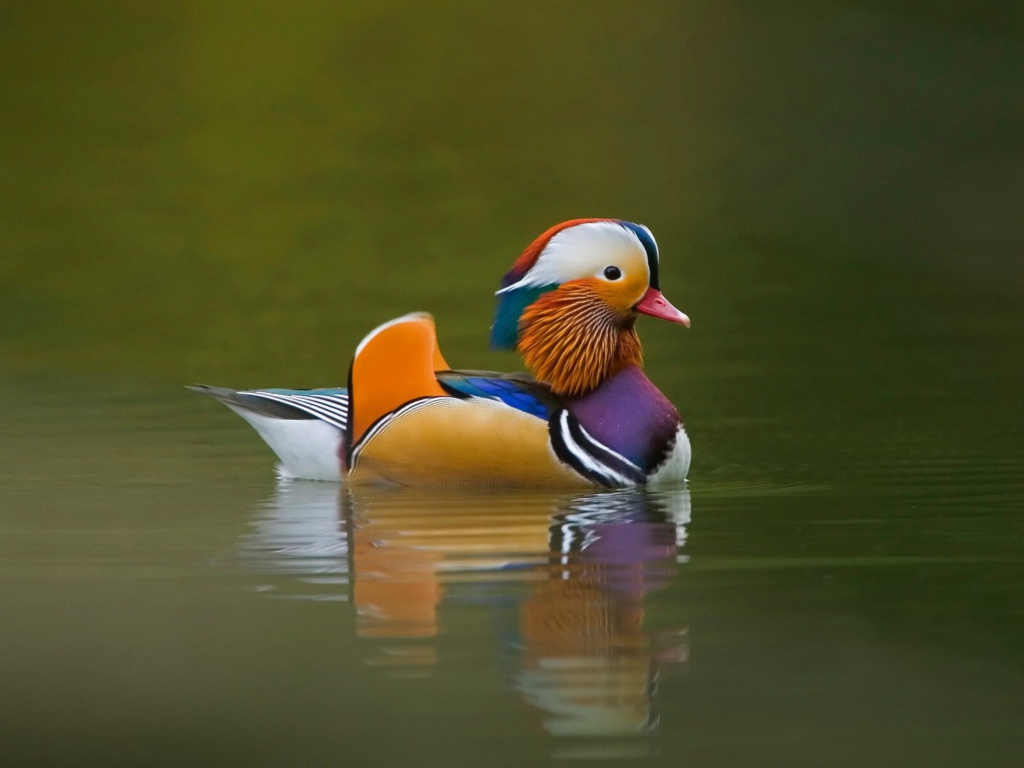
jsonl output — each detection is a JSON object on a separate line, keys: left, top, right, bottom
{"left": 238, "top": 482, "right": 690, "bottom": 751}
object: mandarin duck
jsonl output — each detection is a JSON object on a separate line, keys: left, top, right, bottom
{"left": 192, "top": 219, "right": 691, "bottom": 488}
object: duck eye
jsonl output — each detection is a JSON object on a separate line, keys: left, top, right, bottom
{"left": 603, "top": 266, "right": 622, "bottom": 280}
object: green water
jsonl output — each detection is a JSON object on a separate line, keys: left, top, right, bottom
{"left": 2, "top": 2, "right": 1023, "bottom": 765}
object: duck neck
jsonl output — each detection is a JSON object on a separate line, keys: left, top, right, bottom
{"left": 517, "top": 285, "right": 643, "bottom": 397}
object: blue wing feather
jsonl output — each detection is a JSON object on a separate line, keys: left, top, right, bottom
{"left": 438, "top": 374, "right": 553, "bottom": 420}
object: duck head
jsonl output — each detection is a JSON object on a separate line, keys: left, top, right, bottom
{"left": 491, "top": 219, "right": 689, "bottom": 396}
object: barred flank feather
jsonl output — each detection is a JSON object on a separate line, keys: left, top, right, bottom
{"left": 518, "top": 281, "right": 643, "bottom": 396}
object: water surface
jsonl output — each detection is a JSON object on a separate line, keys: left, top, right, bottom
{"left": 1, "top": 372, "right": 1021, "bottom": 766}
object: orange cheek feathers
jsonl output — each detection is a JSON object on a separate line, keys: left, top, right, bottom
{"left": 517, "top": 281, "right": 643, "bottom": 396}
{"left": 588, "top": 272, "right": 649, "bottom": 314}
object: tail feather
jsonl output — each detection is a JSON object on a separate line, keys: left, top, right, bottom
{"left": 189, "top": 384, "right": 345, "bottom": 481}
{"left": 189, "top": 385, "right": 350, "bottom": 429}
{"left": 188, "top": 385, "right": 314, "bottom": 420}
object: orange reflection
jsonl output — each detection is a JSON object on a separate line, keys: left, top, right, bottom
{"left": 345, "top": 489, "right": 560, "bottom": 641}
{"left": 242, "top": 483, "right": 690, "bottom": 749}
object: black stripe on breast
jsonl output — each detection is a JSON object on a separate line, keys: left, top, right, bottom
{"left": 548, "top": 410, "right": 634, "bottom": 489}
{"left": 564, "top": 417, "right": 647, "bottom": 485}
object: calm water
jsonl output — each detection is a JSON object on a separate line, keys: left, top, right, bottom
{"left": 1, "top": 370, "right": 1022, "bottom": 766}
{"left": 2, "top": 2, "right": 1024, "bottom": 766}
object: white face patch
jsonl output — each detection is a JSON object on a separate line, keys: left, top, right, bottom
{"left": 498, "top": 221, "right": 651, "bottom": 294}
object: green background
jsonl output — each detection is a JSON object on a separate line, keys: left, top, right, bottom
{"left": 3, "top": 1, "right": 1021, "bottom": 385}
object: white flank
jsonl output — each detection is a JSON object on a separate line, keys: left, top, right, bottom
{"left": 647, "top": 426, "right": 691, "bottom": 486}
{"left": 226, "top": 404, "right": 343, "bottom": 481}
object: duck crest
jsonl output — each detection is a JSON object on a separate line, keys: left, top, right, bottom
{"left": 517, "top": 281, "right": 643, "bottom": 396}
{"left": 490, "top": 218, "right": 607, "bottom": 351}
{"left": 501, "top": 218, "right": 607, "bottom": 288}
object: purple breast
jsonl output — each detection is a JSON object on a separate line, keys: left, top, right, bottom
{"left": 565, "top": 365, "right": 680, "bottom": 472}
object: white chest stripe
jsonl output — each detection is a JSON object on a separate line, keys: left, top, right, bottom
{"left": 557, "top": 411, "right": 634, "bottom": 487}
{"left": 572, "top": 418, "right": 644, "bottom": 474}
